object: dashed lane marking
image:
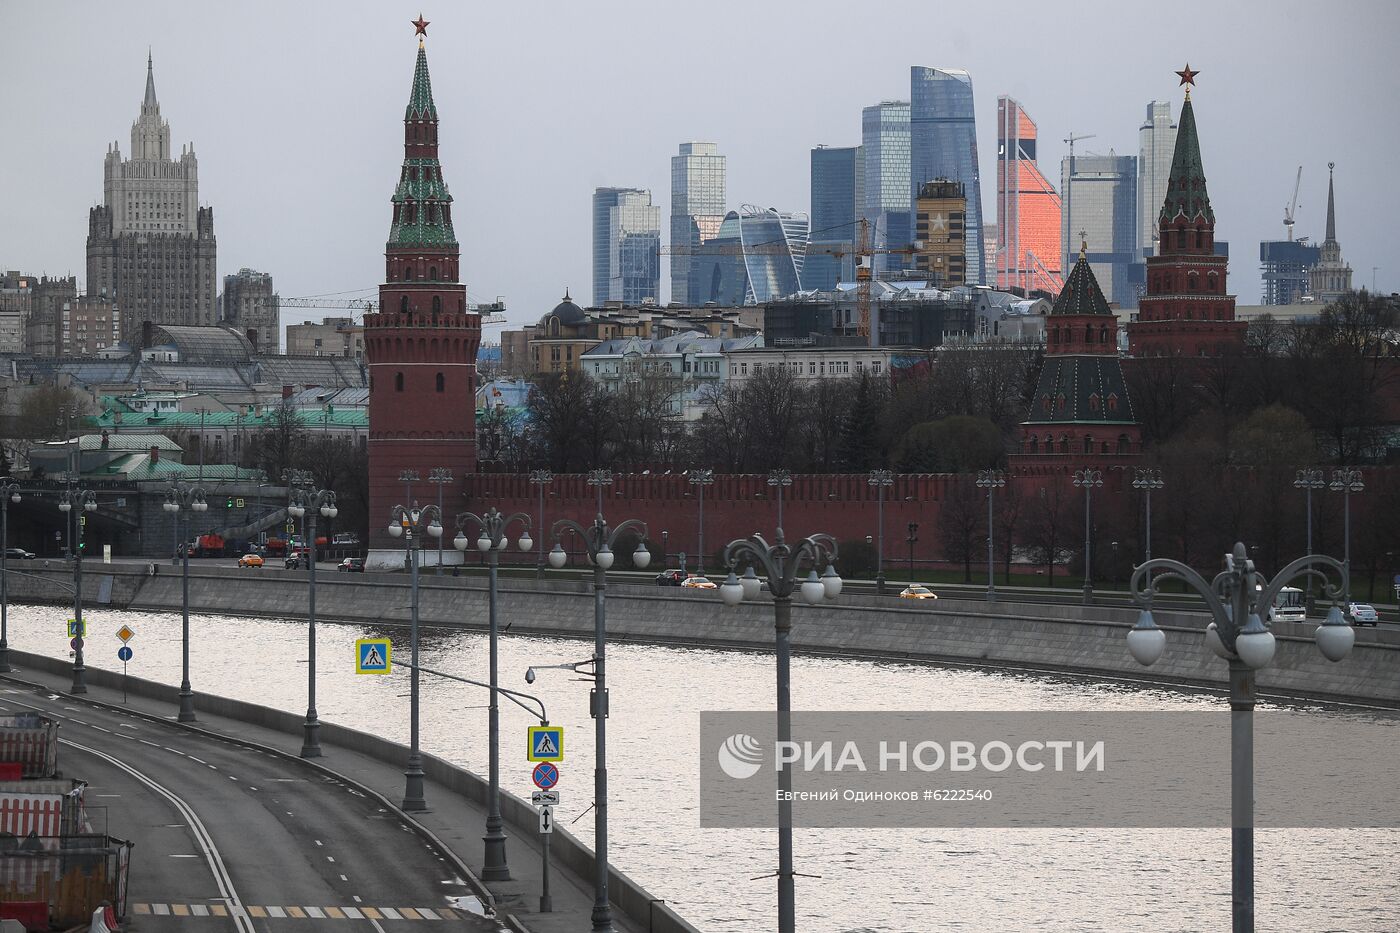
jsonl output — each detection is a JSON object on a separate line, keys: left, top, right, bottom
{"left": 130, "top": 904, "right": 472, "bottom": 920}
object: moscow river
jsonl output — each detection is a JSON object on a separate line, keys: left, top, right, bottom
{"left": 10, "top": 603, "right": 1399, "bottom": 932}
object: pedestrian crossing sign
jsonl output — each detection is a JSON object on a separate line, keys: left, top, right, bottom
{"left": 67, "top": 618, "right": 86, "bottom": 639}
{"left": 527, "top": 725, "right": 564, "bottom": 763}
{"left": 355, "top": 638, "right": 392, "bottom": 675}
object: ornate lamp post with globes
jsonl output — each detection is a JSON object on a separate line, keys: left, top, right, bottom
{"left": 286, "top": 473, "right": 337, "bottom": 758}
{"left": 1125, "top": 542, "right": 1354, "bottom": 933}
{"left": 385, "top": 501, "right": 443, "bottom": 811}
{"left": 528, "top": 469, "right": 553, "bottom": 578}
{"left": 162, "top": 481, "right": 207, "bottom": 718}
{"left": 546, "top": 504, "right": 650, "bottom": 931}
{"left": 1329, "top": 468, "right": 1363, "bottom": 609}
{"left": 868, "top": 470, "right": 893, "bottom": 595}
{"left": 688, "top": 469, "right": 714, "bottom": 578}
{"left": 717, "top": 530, "right": 840, "bottom": 933}
{"left": 1072, "top": 468, "right": 1103, "bottom": 604}
{"left": 58, "top": 488, "right": 98, "bottom": 695}
{"left": 453, "top": 507, "right": 532, "bottom": 882}
{"left": 767, "top": 469, "right": 792, "bottom": 531}
{"left": 975, "top": 470, "right": 1005, "bottom": 601}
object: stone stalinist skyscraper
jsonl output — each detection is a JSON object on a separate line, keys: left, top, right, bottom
{"left": 86, "top": 53, "right": 217, "bottom": 342}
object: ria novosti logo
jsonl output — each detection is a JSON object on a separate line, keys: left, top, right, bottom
{"left": 717, "top": 733, "right": 764, "bottom": 779}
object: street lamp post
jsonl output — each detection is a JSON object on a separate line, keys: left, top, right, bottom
{"left": 386, "top": 501, "right": 444, "bottom": 811}
{"left": 57, "top": 488, "right": 98, "bottom": 694}
{"left": 0, "top": 481, "right": 20, "bottom": 673}
{"left": 975, "top": 470, "right": 1006, "bottom": 601}
{"left": 717, "top": 530, "right": 840, "bottom": 933}
{"left": 868, "top": 470, "right": 893, "bottom": 595}
{"left": 528, "top": 470, "right": 554, "bottom": 579}
{"left": 1072, "top": 468, "right": 1103, "bottom": 605}
{"left": 454, "top": 508, "right": 532, "bottom": 883}
{"left": 397, "top": 469, "right": 420, "bottom": 571}
{"left": 162, "top": 482, "right": 208, "bottom": 720}
{"left": 1126, "top": 542, "right": 1354, "bottom": 933}
{"left": 1132, "top": 468, "right": 1165, "bottom": 565}
{"left": 905, "top": 522, "right": 918, "bottom": 584}
{"left": 426, "top": 468, "right": 453, "bottom": 575}
{"left": 689, "top": 469, "right": 714, "bottom": 577}
{"left": 1329, "top": 468, "right": 1364, "bottom": 609}
{"left": 287, "top": 473, "right": 337, "bottom": 758}
{"left": 767, "top": 469, "right": 792, "bottom": 532}
{"left": 546, "top": 508, "right": 650, "bottom": 931}
{"left": 1293, "top": 469, "right": 1325, "bottom": 603}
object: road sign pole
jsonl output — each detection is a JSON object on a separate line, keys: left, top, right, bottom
{"left": 540, "top": 811, "right": 553, "bottom": 913}
{"left": 482, "top": 541, "right": 510, "bottom": 880}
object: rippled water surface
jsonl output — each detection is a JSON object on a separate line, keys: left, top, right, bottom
{"left": 11, "top": 603, "right": 1399, "bottom": 932}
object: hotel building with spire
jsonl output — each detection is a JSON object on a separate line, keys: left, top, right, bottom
{"left": 86, "top": 53, "right": 217, "bottom": 342}
{"left": 1309, "top": 164, "right": 1353, "bottom": 305}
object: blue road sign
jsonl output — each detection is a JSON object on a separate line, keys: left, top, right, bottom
{"left": 355, "top": 638, "right": 392, "bottom": 674}
{"left": 532, "top": 762, "right": 559, "bottom": 790}
{"left": 527, "top": 725, "right": 564, "bottom": 762}
{"left": 117, "top": 646, "right": 132, "bottom": 662}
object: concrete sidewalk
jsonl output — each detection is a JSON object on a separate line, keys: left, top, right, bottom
{"left": 1, "top": 652, "right": 684, "bottom": 933}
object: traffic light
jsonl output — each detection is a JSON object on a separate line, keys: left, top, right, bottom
{"left": 226, "top": 497, "right": 235, "bottom": 508}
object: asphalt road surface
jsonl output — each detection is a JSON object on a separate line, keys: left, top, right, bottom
{"left": 0, "top": 684, "right": 502, "bottom": 931}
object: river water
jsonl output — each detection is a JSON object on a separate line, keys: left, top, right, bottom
{"left": 11, "top": 604, "right": 1399, "bottom": 932}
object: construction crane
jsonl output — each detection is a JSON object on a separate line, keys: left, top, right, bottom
{"left": 1062, "top": 133, "right": 1097, "bottom": 269}
{"left": 280, "top": 296, "right": 508, "bottom": 326}
{"left": 808, "top": 218, "right": 919, "bottom": 339}
{"left": 1284, "top": 165, "right": 1303, "bottom": 241}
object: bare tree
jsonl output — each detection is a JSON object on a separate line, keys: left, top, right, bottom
{"left": 938, "top": 476, "right": 983, "bottom": 582}
{"left": 1022, "top": 474, "right": 1072, "bottom": 584}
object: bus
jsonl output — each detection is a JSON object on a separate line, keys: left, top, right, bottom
{"left": 1266, "top": 586, "right": 1306, "bottom": 623}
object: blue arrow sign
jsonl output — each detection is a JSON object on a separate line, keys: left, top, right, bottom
{"left": 117, "top": 646, "right": 132, "bottom": 662}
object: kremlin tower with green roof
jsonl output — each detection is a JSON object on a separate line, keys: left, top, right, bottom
{"left": 364, "top": 19, "right": 481, "bottom": 567}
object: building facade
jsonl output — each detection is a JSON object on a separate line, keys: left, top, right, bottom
{"left": 364, "top": 29, "right": 480, "bottom": 564}
{"left": 592, "top": 188, "right": 661, "bottom": 307}
{"left": 861, "top": 101, "right": 911, "bottom": 275}
{"left": 806, "top": 145, "right": 863, "bottom": 291}
{"left": 86, "top": 54, "right": 217, "bottom": 341}
{"left": 910, "top": 68, "right": 984, "bottom": 284}
{"left": 25, "top": 275, "right": 78, "bottom": 357}
{"left": 1259, "top": 240, "right": 1321, "bottom": 306}
{"left": 1128, "top": 82, "right": 1246, "bottom": 357}
{"left": 1309, "top": 164, "right": 1353, "bottom": 305}
{"left": 0, "top": 271, "right": 34, "bottom": 354}
{"left": 670, "top": 142, "right": 726, "bottom": 305}
{"left": 61, "top": 296, "right": 122, "bottom": 357}
{"left": 285, "top": 317, "right": 365, "bottom": 359}
{"left": 691, "top": 208, "right": 808, "bottom": 305}
{"left": 1060, "top": 151, "right": 1137, "bottom": 306}
{"left": 725, "top": 345, "right": 897, "bottom": 385}
{"left": 580, "top": 332, "right": 761, "bottom": 421}
{"left": 218, "top": 269, "right": 279, "bottom": 354}
{"left": 912, "top": 180, "right": 967, "bottom": 286}
{"left": 1137, "top": 101, "right": 1178, "bottom": 259}
{"left": 995, "top": 96, "right": 1062, "bottom": 294}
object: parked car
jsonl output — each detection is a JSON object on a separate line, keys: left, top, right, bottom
{"left": 680, "top": 575, "right": 717, "bottom": 590}
{"left": 338, "top": 558, "right": 365, "bottom": 573}
{"left": 238, "top": 553, "right": 265, "bottom": 568}
{"left": 3, "top": 548, "right": 34, "bottom": 560}
{"left": 1348, "top": 602, "right": 1380, "bottom": 626}
{"left": 899, "top": 585, "right": 938, "bottom": 600}
{"left": 655, "top": 569, "right": 686, "bottom": 586}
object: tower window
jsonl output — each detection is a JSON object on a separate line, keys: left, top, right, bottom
{"left": 404, "top": 265, "right": 414, "bottom": 280}
{"left": 430, "top": 266, "right": 438, "bottom": 281}
{"left": 436, "top": 372, "right": 444, "bottom": 393}
{"left": 432, "top": 296, "right": 441, "bottom": 313}
{"left": 395, "top": 372, "right": 404, "bottom": 392}
{"left": 400, "top": 295, "right": 409, "bottom": 312}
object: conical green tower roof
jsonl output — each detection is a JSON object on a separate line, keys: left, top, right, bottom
{"left": 1052, "top": 247, "right": 1113, "bottom": 316}
{"left": 405, "top": 42, "right": 437, "bottom": 121}
{"left": 1158, "top": 94, "right": 1214, "bottom": 225}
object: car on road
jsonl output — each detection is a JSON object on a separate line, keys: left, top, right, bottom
{"left": 899, "top": 585, "right": 938, "bottom": 600}
{"left": 338, "top": 558, "right": 365, "bottom": 573}
{"left": 238, "top": 553, "right": 264, "bottom": 568}
{"left": 284, "top": 554, "right": 305, "bottom": 569}
{"left": 1348, "top": 602, "right": 1380, "bottom": 626}
{"left": 3, "top": 548, "right": 34, "bottom": 560}
{"left": 655, "top": 569, "right": 686, "bottom": 586}
{"left": 679, "top": 575, "right": 717, "bottom": 590}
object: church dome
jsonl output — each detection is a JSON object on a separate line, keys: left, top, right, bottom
{"left": 539, "top": 290, "right": 585, "bottom": 328}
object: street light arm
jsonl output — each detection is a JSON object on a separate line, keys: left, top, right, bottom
{"left": 551, "top": 517, "right": 598, "bottom": 556}
{"left": 1254, "top": 554, "right": 1347, "bottom": 615}
{"left": 1130, "top": 558, "right": 1230, "bottom": 623}
{"left": 605, "top": 518, "right": 648, "bottom": 549}
{"left": 410, "top": 663, "right": 549, "bottom": 724}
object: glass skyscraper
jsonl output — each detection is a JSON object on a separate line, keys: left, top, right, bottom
{"left": 670, "top": 142, "right": 726, "bottom": 305}
{"left": 1060, "top": 152, "right": 1137, "bottom": 306}
{"left": 861, "top": 101, "right": 910, "bottom": 275}
{"left": 1137, "top": 101, "right": 1178, "bottom": 258}
{"left": 807, "top": 145, "right": 864, "bottom": 290}
{"left": 691, "top": 207, "right": 808, "bottom": 305}
{"left": 593, "top": 187, "right": 661, "bottom": 306}
{"left": 996, "top": 96, "right": 1062, "bottom": 294}
{"left": 910, "top": 67, "right": 985, "bottom": 284}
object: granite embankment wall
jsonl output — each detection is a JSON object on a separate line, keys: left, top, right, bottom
{"left": 9, "top": 561, "right": 1400, "bottom": 705}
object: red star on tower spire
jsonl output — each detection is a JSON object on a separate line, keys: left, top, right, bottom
{"left": 412, "top": 14, "right": 430, "bottom": 37}
{"left": 1175, "top": 63, "right": 1199, "bottom": 95}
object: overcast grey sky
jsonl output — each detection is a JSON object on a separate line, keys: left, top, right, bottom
{"left": 2, "top": 0, "right": 1397, "bottom": 336}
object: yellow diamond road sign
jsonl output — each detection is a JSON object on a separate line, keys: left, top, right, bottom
{"left": 116, "top": 625, "right": 135, "bottom": 643}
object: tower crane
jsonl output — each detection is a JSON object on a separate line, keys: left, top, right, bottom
{"left": 1062, "top": 133, "right": 1096, "bottom": 269}
{"left": 1284, "top": 165, "right": 1303, "bottom": 241}
{"left": 808, "top": 218, "right": 918, "bottom": 339}
{"left": 279, "top": 296, "right": 507, "bottom": 325}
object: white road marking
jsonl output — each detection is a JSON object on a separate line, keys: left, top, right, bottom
{"left": 188, "top": 755, "right": 206, "bottom": 764}
{"left": 339, "top": 874, "right": 348, "bottom": 881}
{"left": 267, "top": 906, "right": 286, "bottom": 918}
{"left": 170, "top": 854, "right": 198, "bottom": 858}
{"left": 140, "top": 739, "right": 160, "bottom": 747}
{"left": 61, "top": 738, "right": 258, "bottom": 933}
{"left": 326, "top": 855, "right": 336, "bottom": 863}
{"left": 118, "top": 723, "right": 137, "bottom": 730}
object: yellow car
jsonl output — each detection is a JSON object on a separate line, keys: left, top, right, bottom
{"left": 238, "top": 553, "right": 265, "bottom": 568}
{"left": 899, "top": 585, "right": 937, "bottom": 599}
{"left": 680, "top": 575, "right": 717, "bottom": 590}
